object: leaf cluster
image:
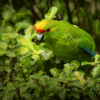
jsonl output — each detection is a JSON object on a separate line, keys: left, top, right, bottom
{"left": 0, "top": 1, "right": 100, "bottom": 100}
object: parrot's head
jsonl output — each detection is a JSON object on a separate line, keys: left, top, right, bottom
{"left": 35, "top": 20, "right": 58, "bottom": 41}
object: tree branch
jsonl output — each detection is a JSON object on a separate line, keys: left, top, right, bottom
{"left": 64, "top": 0, "right": 72, "bottom": 23}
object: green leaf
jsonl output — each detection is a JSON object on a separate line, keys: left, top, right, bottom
{"left": 24, "top": 26, "right": 34, "bottom": 35}
{"left": 95, "top": 54, "right": 100, "bottom": 64}
{"left": 68, "top": 91, "right": 80, "bottom": 99}
{"left": 20, "top": 86, "right": 29, "bottom": 94}
{"left": 44, "top": 7, "right": 58, "bottom": 19}
{"left": 38, "top": 75, "right": 50, "bottom": 86}
{"left": 2, "top": 91, "right": 16, "bottom": 100}
{"left": 81, "top": 61, "right": 95, "bottom": 66}
{"left": 72, "top": 87, "right": 81, "bottom": 93}
{"left": 50, "top": 68, "right": 59, "bottom": 77}
{"left": 22, "top": 61, "right": 31, "bottom": 68}
{"left": 23, "top": 68, "right": 28, "bottom": 73}
{"left": 6, "top": 82, "right": 15, "bottom": 90}
{"left": 74, "top": 71, "right": 85, "bottom": 86}
{"left": 3, "top": 26, "right": 13, "bottom": 33}
{"left": 41, "top": 51, "right": 54, "bottom": 60}
{"left": 0, "top": 42, "right": 7, "bottom": 50}
{"left": 38, "top": 70, "right": 44, "bottom": 75}
{"left": 21, "top": 92, "right": 30, "bottom": 99}
{"left": 17, "top": 37, "right": 27, "bottom": 46}
{"left": 14, "top": 63, "right": 20, "bottom": 71}
{"left": 7, "top": 51, "right": 16, "bottom": 57}
{"left": 5, "top": 67, "right": 12, "bottom": 73}
{"left": 18, "top": 47, "right": 29, "bottom": 55}
{"left": 44, "top": 87, "right": 53, "bottom": 96}
{"left": 91, "top": 66, "right": 100, "bottom": 78}
{"left": 0, "top": 19, "right": 10, "bottom": 33}
{"left": 11, "top": 8, "right": 32, "bottom": 23}
{"left": 14, "top": 20, "right": 31, "bottom": 33}
{"left": 85, "top": 91, "right": 98, "bottom": 100}
{"left": 29, "top": 74, "right": 41, "bottom": 79}
{"left": 2, "top": 5, "right": 15, "bottom": 20}
{"left": 58, "top": 88, "right": 67, "bottom": 100}
{"left": 26, "top": 80, "right": 39, "bottom": 88}
{"left": 69, "top": 81, "right": 83, "bottom": 89}
{"left": 34, "top": 86, "right": 42, "bottom": 97}
{"left": 87, "top": 77, "right": 95, "bottom": 87}
{"left": 14, "top": 22, "right": 23, "bottom": 33}
{"left": 32, "top": 42, "right": 38, "bottom": 50}
{"left": 1, "top": 33, "right": 17, "bottom": 41}
{"left": 71, "top": 60, "right": 80, "bottom": 69}
{"left": 5, "top": 59, "right": 10, "bottom": 64}
{"left": 0, "top": 50, "right": 7, "bottom": 56}
{"left": 20, "top": 18, "right": 32, "bottom": 29}
{"left": 63, "top": 63, "right": 75, "bottom": 77}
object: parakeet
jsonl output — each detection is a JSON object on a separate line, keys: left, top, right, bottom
{"left": 35, "top": 19, "right": 95, "bottom": 63}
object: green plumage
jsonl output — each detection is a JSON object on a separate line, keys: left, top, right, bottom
{"left": 38, "top": 19, "right": 95, "bottom": 63}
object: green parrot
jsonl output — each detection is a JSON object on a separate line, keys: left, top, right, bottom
{"left": 35, "top": 19, "right": 95, "bottom": 63}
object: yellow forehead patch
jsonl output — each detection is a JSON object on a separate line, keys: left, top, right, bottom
{"left": 51, "top": 27, "right": 56, "bottom": 31}
{"left": 35, "top": 21, "right": 47, "bottom": 29}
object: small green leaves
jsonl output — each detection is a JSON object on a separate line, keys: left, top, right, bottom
{"left": 17, "top": 37, "right": 27, "bottom": 46}
{"left": 85, "top": 91, "right": 98, "bottom": 100}
{"left": 74, "top": 71, "right": 85, "bottom": 86}
{"left": 21, "top": 93, "right": 30, "bottom": 99}
{"left": 14, "top": 22, "right": 23, "bottom": 33}
{"left": 44, "top": 7, "right": 58, "bottom": 19}
{"left": 7, "top": 50, "right": 16, "bottom": 57}
{"left": 2, "top": 91, "right": 16, "bottom": 100}
{"left": 50, "top": 68, "right": 59, "bottom": 77}
{"left": 2, "top": 5, "right": 15, "bottom": 20}
{"left": 68, "top": 91, "right": 80, "bottom": 99}
{"left": 38, "top": 70, "right": 44, "bottom": 75}
{"left": 63, "top": 60, "right": 80, "bottom": 78}
{"left": 33, "top": 86, "right": 42, "bottom": 97}
{"left": 58, "top": 88, "right": 67, "bottom": 100}
{"left": 91, "top": 66, "right": 100, "bottom": 78}
{"left": 81, "top": 61, "right": 95, "bottom": 66}
{"left": 63, "top": 63, "right": 75, "bottom": 77}
{"left": 71, "top": 60, "right": 80, "bottom": 69}
{"left": 26, "top": 80, "right": 39, "bottom": 88}
{"left": 0, "top": 42, "right": 7, "bottom": 55}
{"left": 18, "top": 47, "right": 29, "bottom": 55}
{"left": 41, "top": 51, "right": 54, "bottom": 60}
{"left": 69, "top": 81, "right": 83, "bottom": 89}
{"left": 87, "top": 77, "right": 95, "bottom": 87}
{"left": 95, "top": 54, "right": 100, "bottom": 64}
{"left": 20, "top": 86, "right": 29, "bottom": 94}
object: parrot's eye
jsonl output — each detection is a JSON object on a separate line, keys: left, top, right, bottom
{"left": 46, "top": 28, "right": 50, "bottom": 32}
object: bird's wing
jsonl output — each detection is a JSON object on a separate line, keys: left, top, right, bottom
{"left": 79, "top": 42, "right": 95, "bottom": 56}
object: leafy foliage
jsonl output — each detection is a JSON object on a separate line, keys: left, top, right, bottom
{"left": 0, "top": 0, "right": 100, "bottom": 100}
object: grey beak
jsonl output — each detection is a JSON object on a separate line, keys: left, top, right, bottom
{"left": 37, "top": 33, "right": 44, "bottom": 41}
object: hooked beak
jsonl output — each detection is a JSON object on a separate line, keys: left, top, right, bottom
{"left": 36, "top": 29, "right": 44, "bottom": 41}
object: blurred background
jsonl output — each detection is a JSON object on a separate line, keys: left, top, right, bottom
{"left": 0, "top": 0, "right": 100, "bottom": 54}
